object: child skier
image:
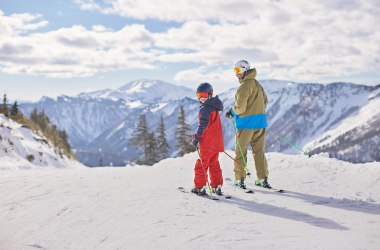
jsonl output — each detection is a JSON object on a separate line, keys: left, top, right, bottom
{"left": 191, "top": 82, "right": 224, "bottom": 196}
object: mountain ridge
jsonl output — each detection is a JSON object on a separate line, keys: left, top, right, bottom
{"left": 19, "top": 79, "right": 380, "bottom": 166}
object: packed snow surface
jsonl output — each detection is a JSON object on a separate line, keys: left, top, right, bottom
{"left": 1, "top": 152, "right": 380, "bottom": 249}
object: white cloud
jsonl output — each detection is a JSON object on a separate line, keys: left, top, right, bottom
{"left": 174, "top": 66, "right": 235, "bottom": 85}
{"left": 73, "top": 0, "right": 380, "bottom": 82}
{"left": 0, "top": 10, "right": 48, "bottom": 36}
{"left": 151, "top": 0, "right": 380, "bottom": 82}
{"left": 0, "top": 13, "right": 158, "bottom": 78}
{"left": 1, "top": 0, "right": 379, "bottom": 82}
{"left": 73, "top": 0, "right": 103, "bottom": 12}
{"left": 75, "top": 0, "right": 261, "bottom": 23}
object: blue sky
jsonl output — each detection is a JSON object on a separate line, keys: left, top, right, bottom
{"left": 0, "top": 0, "right": 379, "bottom": 101}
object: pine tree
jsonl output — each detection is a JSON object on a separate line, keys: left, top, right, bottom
{"left": 1, "top": 94, "right": 9, "bottom": 117}
{"left": 175, "top": 105, "right": 194, "bottom": 156}
{"left": 30, "top": 108, "right": 38, "bottom": 124}
{"left": 146, "top": 132, "right": 159, "bottom": 165}
{"left": 58, "top": 129, "right": 71, "bottom": 154}
{"left": 28, "top": 108, "right": 73, "bottom": 158}
{"left": 10, "top": 101, "right": 18, "bottom": 116}
{"left": 156, "top": 115, "right": 170, "bottom": 160}
{"left": 30, "top": 109, "right": 50, "bottom": 133}
{"left": 37, "top": 110, "right": 50, "bottom": 132}
{"left": 130, "top": 114, "right": 149, "bottom": 164}
{"left": 9, "top": 100, "right": 24, "bottom": 122}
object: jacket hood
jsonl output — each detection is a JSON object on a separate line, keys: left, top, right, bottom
{"left": 203, "top": 95, "right": 223, "bottom": 111}
{"left": 239, "top": 68, "right": 257, "bottom": 84}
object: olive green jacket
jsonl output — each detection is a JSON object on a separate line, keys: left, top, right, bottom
{"left": 231, "top": 68, "right": 268, "bottom": 129}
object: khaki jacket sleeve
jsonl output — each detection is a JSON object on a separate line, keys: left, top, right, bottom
{"left": 233, "top": 83, "right": 252, "bottom": 115}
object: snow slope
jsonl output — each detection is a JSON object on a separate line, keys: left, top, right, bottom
{"left": 1, "top": 152, "right": 379, "bottom": 249}
{"left": 0, "top": 114, "right": 83, "bottom": 170}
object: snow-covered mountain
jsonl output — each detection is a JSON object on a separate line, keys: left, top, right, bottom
{"left": 78, "top": 79, "right": 195, "bottom": 103}
{"left": 0, "top": 114, "right": 83, "bottom": 170}
{"left": 20, "top": 79, "right": 200, "bottom": 166}
{"left": 262, "top": 81, "right": 380, "bottom": 162}
{"left": 19, "top": 79, "right": 380, "bottom": 166}
{"left": 304, "top": 87, "right": 380, "bottom": 163}
{"left": 221, "top": 80, "right": 380, "bottom": 161}
{"left": 1, "top": 152, "right": 380, "bottom": 249}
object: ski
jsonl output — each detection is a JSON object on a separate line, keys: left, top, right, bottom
{"left": 231, "top": 184, "right": 254, "bottom": 193}
{"left": 253, "top": 185, "right": 285, "bottom": 193}
{"left": 178, "top": 187, "right": 231, "bottom": 200}
{"left": 271, "top": 187, "right": 285, "bottom": 193}
{"left": 220, "top": 193, "right": 232, "bottom": 199}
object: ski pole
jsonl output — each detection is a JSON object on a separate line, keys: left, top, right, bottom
{"left": 196, "top": 148, "right": 216, "bottom": 196}
{"left": 229, "top": 119, "right": 251, "bottom": 177}
{"left": 274, "top": 133, "right": 312, "bottom": 157}
{"left": 223, "top": 151, "right": 245, "bottom": 167}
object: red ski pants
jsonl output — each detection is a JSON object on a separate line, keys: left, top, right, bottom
{"left": 194, "top": 151, "right": 223, "bottom": 188}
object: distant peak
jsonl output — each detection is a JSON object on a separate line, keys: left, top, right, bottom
{"left": 117, "top": 79, "right": 175, "bottom": 91}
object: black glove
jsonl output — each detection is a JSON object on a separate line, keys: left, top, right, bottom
{"left": 225, "top": 108, "right": 233, "bottom": 119}
{"left": 192, "top": 134, "right": 200, "bottom": 148}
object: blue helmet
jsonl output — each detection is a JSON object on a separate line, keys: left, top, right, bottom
{"left": 196, "top": 82, "right": 213, "bottom": 98}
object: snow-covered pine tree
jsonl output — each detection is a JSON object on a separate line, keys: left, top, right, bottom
{"left": 130, "top": 114, "right": 149, "bottom": 164}
{"left": 175, "top": 105, "right": 194, "bottom": 156}
{"left": 156, "top": 115, "right": 170, "bottom": 160}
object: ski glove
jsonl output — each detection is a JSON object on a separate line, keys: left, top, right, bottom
{"left": 191, "top": 134, "right": 200, "bottom": 148}
{"left": 225, "top": 108, "right": 234, "bottom": 119}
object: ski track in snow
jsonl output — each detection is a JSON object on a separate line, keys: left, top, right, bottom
{"left": 1, "top": 152, "right": 380, "bottom": 250}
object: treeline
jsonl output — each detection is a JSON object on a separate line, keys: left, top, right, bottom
{"left": 0, "top": 94, "right": 74, "bottom": 158}
{"left": 130, "top": 105, "right": 195, "bottom": 165}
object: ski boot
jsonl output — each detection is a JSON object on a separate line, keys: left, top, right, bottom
{"left": 255, "top": 177, "right": 272, "bottom": 189}
{"left": 211, "top": 185, "right": 223, "bottom": 196}
{"left": 234, "top": 177, "right": 247, "bottom": 189}
{"left": 191, "top": 186, "right": 207, "bottom": 196}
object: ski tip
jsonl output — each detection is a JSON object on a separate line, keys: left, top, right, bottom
{"left": 224, "top": 195, "right": 232, "bottom": 199}
{"left": 266, "top": 187, "right": 284, "bottom": 193}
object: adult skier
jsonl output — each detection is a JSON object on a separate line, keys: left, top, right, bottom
{"left": 225, "top": 60, "right": 271, "bottom": 189}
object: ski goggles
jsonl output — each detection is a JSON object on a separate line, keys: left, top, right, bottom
{"left": 234, "top": 67, "right": 244, "bottom": 74}
{"left": 196, "top": 92, "right": 209, "bottom": 99}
